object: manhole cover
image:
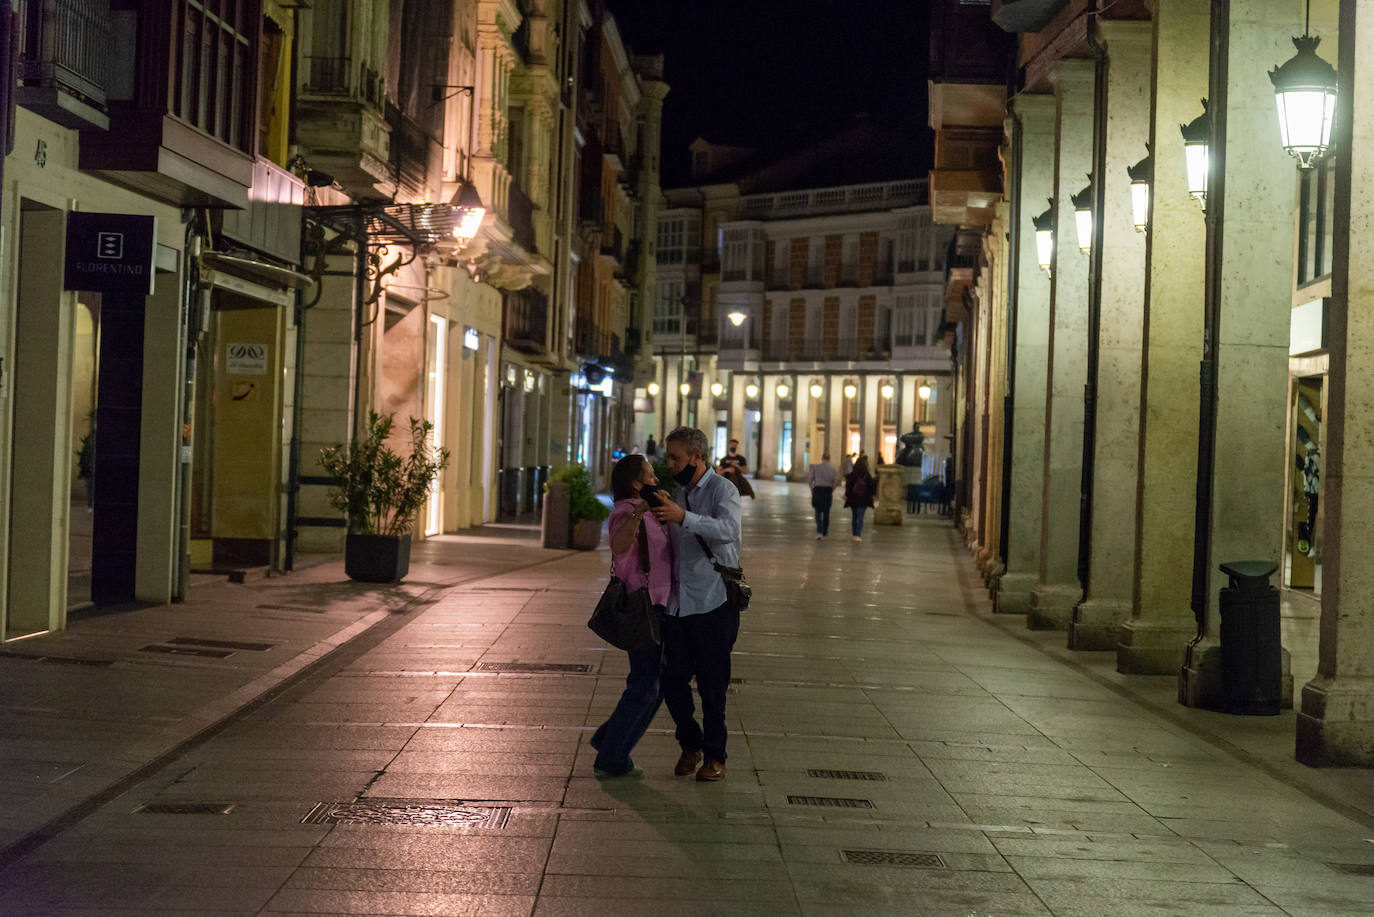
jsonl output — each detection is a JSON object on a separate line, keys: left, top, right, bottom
{"left": 473, "top": 662, "right": 592, "bottom": 673}
{"left": 806, "top": 769, "right": 888, "bottom": 781}
{"left": 167, "top": 637, "right": 276, "bottom": 651}
{"left": 139, "top": 645, "right": 235, "bottom": 659}
{"left": 786, "top": 795, "right": 875, "bottom": 809}
{"left": 302, "top": 799, "right": 513, "bottom": 828}
{"left": 842, "top": 849, "right": 945, "bottom": 868}
{"left": 1326, "top": 862, "right": 1374, "bottom": 876}
{"left": 134, "top": 802, "right": 236, "bottom": 815}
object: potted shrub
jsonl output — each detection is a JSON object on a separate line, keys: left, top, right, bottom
{"left": 319, "top": 411, "right": 450, "bottom": 583}
{"left": 547, "top": 462, "right": 608, "bottom": 550}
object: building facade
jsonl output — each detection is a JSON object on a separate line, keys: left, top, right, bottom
{"left": 645, "top": 153, "right": 953, "bottom": 478}
{"left": 934, "top": 0, "right": 1374, "bottom": 765}
{"left": 0, "top": 0, "right": 662, "bottom": 636}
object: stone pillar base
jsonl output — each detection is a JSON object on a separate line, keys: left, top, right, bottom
{"left": 1296, "top": 677, "right": 1374, "bottom": 766}
{"left": 1179, "top": 637, "right": 1293, "bottom": 712}
{"left": 984, "top": 560, "right": 1006, "bottom": 592}
{"left": 1068, "top": 598, "right": 1131, "bottom": 651}
{"left": 875, "top": 466, "right": 903, "bottom": 525}
{"left": 995, "top": 571, "right": 1036, "bottom": 615}
{"left": 1116, "top": 617, "right": 1195, "bottom": 674}
{"left": 974, "top": 545, "right": 992, "bottom": 573}
{"left": 1028, "top": 583, "right": 1081, "bottom": 630}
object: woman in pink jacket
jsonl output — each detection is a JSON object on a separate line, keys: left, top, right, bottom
{"left": 590, "top": 454, "right": 674, "bottom": 777}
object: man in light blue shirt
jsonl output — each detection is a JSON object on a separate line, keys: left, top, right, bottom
{"left": 650, "top": 426, "right": 742, "bottom": 782}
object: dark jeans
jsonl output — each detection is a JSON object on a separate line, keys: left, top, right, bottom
{"left": 811, "top": 486, "right": 833, "bottom": 535}
{"left": 662, "top": 601, "right": 740, "bottom": 764}
{"left": 851, "top": 505, "right": 868, "bottom": 536}
{"left": 591, "top": 646, "right": 663, "bottom": 774}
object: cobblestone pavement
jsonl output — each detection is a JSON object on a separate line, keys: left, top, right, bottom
{"left": 2, "top": 481, "right": 1373, "bottom": 915}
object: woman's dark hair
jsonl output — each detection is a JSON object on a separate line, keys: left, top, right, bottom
{"left": 853, "top": 455, "right": 871, "bottom": 479}
{"left": 611, "top": 454, "right": 648, "bottom": 501}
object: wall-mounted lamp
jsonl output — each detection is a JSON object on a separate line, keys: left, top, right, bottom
{"left": 745, "top": 382, "right": 760, "bottom": 399}
{"left": 1032, "top": 201, "right": 1055, "bottom": 275}
{"left": 1181, "top": 100, "right": 1210, "bottom": 209}
{"left": 775, "top": 383, "right": 789, "bottom": 399}
{"left": 1127, "top": 151, "right": 1152, "bottom": 233}
{"left": 918, "top": 384, "right": 932, "bottom": 401}
{"left": 680, "top": 382, "right": 691, "bottom": 396}
{"left": 880, "top": 382, "right": 895, "bottom": 399}
{"left": 647, "top": 382, "right": 660, "bottom": 396}
{"left": 450, "top": 182, "right": 487, "bottom": 247}
{"left": 843, "top": 382, "right": 858, "bottom": 400}
{"left": 1269, "top": 33, "right": 1337, "bottom": 168}
{"left": 810, "top": 382, "right": 824, "bottom": 399}
{"left": 710, "top": 381, "right": 724, "bottom": 397}
{"left": 727, "top": 310, "right": 747, "bottom": 327}
{"left": 1071, "top": 180, "right": 1094, "bottom": 254}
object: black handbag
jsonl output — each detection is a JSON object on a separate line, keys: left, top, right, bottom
{"left": 587, "top": 523, "right": 661, "bottom": 651}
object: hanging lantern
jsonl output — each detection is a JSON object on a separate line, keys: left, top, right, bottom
{"left": 1127, "top": 151, "right": 1151, "bottom": 233}
{"left": 880, "top": 382, "right": 895, "bottom": 399}
{"left": 1180, "top": 100, "right": 1210, "bottom": 208}
{"left": 1071, "top": 180, "right": 1094, "bottom": 254}
{"left": 809, "top": 382, "right": 824, "bottom": 399}
{"left": 647, "top": 382, "right": 660, "bottom": 396}
{"left": 1269, "top": 35, "right": 1337, "bottom": 168}
{"left": 726, "top": 310, "right": 746, "bottom": 327}
{"left": 843, "top": 382, "right": 858, "bottom": 400}
{"left": 679, "top": 382, "right": 691, "bottom": 396}
{"left": 776, "top": 383, "right": 790, "bottom": 399}
{"left": 744, "top": 382, "right": 759, "bottom": 400}
{"left": 1032, "top": 201, "right": 1054, "bottom": 275}
{"left": 918, "top": 384, "right": 932, "bottom": 401}
{"left": 710, "top": 381, "right": 724, "bottom": 397}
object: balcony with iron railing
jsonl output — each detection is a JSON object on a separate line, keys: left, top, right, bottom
{"left": 737, "top": 180, "right": 928, "bottom": 220}
{"left": 508, "top": 183, "right": 538, "bottom": 253}
{"left": 17, "top": 0, "right": 114, "bottom": 130}
{"left": 506, "top": 288, "right": 549, "bottom": 355}
{"left": 387, "top": 103, "right": 434, "bottom": 197}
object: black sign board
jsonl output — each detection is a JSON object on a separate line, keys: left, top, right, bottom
{"left": 64, "top": 212, "right": 157, "bottom": 295}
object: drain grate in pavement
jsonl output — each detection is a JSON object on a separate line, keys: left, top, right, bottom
{"left": 787, "top": 795, "right": 875, "bottom": 809}
{"left": 256, "top": 603, "right": 328, "bottom": 613}
{"left": 139, "top": 645, "right": 235, "bottom": 659}
{"left": 806, "top": 769, "right": 888, "bottom": 781}
{"left": 302, "top": 799, "right": 513, "bottom": 828}
{"left": 842, "top": 849, "right": 945, "bottom": 868}
{"left": 1, "top": 653, "right": 115, "bottom": 667}
{"left": 473, "top": 662, "right": 592, "bottom": 673}
{"left": 1326, "top": 862, "right": 1374, "bottom": 876}
{"left": 134, "top": 802, "right": 236, "bottom": 815}
{"left": 167, "top": 637, "right": 276, "bottom": 652}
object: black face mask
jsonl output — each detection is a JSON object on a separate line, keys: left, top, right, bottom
{"left": 672, "top": 460, "right": 697, "bottom": 486}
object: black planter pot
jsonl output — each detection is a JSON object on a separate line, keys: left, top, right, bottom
{"left": 345, "top": 533, "right": 412, "bottom": 583}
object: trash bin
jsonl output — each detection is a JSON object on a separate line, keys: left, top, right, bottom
{"left": 1217, "top": 561, "right": 1282, "bottom": 716}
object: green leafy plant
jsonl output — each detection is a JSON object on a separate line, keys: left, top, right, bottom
{"left": 319, "top": 412, "right": 450, "bottom": 536}
{"left": 76, "top": 430, "right": 95, "bottom": 480}
{"left": 547, "top": 462, "right": 609, "bottom": 523}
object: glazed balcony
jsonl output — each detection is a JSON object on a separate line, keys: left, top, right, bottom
{"left": 16, "top": 0, "right": 113, "bottom": 130}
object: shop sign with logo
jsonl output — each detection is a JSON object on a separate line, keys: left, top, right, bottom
{"left": 463, "top": 327, "right": 481, "bottom": 351}
{"left": 226, "top": 342, "right": 268, "bottom": 375}
{"left": 64, "top": 212, "right": 157, "bottom": 295}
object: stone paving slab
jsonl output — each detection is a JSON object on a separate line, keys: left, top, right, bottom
{"left": 3, "top": 482, "right": 1374, "bottom": 914}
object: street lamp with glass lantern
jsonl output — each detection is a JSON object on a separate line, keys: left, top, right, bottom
{"left": 745, "top": 381, "right": 759, "bottom": 400}
{"left": 1269, "top": 33, "right": 1337, "bottom": 168}
{"left": 843, "top": 382, "right": 858, "bottom": 400}
{"left": 776, "top": 383, "right": 790, "bottom": 399}
{"left": 1181, "top": 100, "right": 1210, "bottom": 209}
{"left": 809, "top": 382, "right": 824, "bottom": 399}
{"left": 1128, "top": 151, "right": 1151, "bottom": 233}
{"left": 1033, "top": 202, "right": 1054, "bottom": 275}
{"left": 1071, "top": 180, "right": 1094, "bottom": 254}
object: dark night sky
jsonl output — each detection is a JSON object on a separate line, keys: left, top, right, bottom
{"left": 607, "top": 0, "right": 933, "bottom": 187}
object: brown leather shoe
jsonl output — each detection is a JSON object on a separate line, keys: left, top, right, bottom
{"left": 674, "top": 748, "right": 702, "bottom": 776}
{"left": 695, "top": 759, "right": 726, "bottom": 782}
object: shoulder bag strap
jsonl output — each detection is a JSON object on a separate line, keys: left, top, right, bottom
{"left": 684, "top": 486, "right": 727, "bottom": 572}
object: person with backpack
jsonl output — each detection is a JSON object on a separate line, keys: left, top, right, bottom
{"left": 844, "top": 453, "right": 876, "bottom": 541}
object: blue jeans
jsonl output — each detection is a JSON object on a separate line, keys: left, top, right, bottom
{"left": 851, "top": 505, "right": 867, "bottom": 536}
{"left": 592, "top": 646, "right": 663, "bottom": 774}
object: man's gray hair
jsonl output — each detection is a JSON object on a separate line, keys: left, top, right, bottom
{"left": 665, "top": 426, "right": 710, "bottom": 459}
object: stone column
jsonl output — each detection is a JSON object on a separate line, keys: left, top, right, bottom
{"left": 729, "top": 370, "right": 746, "bottom": 446}
{"left": 1179, "top": 0, "right": 1300, "bottom": 709}
{"left": 969, "top": 278, "right": 991, "bottom": 561}
{"left": 983, "top": 206, "right": 1011, "bottom": 583}
{"left": 790, "top": 373, "right": 809, "bottom": 479}
{"left": 1118, "top": 0, "right": 1211, "bottom": 673}
{"left": 862, "top": 374, "right": 882, "bottom": 462}
{"left": 996, "top": 93, "right": 1056, "bottom": 615}
{"left": 828, "top": 374, "right": 846, "bottom": 461}
{"left": 1069, "top": 22, "right": 1152, "bottom": 649}
{"left": 1298, "top": 0, "right": 1374, "bottom": 765}
{"left": 760, "top": 374, "right": 780, "bottom": 476}
{"left": 1028, "top": 60, "right": 1093, "bottom": 630}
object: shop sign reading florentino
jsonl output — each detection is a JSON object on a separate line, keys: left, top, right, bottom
{"left": 64, "top": 212, "right": 157, "bottom": 295}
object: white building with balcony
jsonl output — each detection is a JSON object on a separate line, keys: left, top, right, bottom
{"left": 642, "top": 176, "right": 953, "bottom": 480}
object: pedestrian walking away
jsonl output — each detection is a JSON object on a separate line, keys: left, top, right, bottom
{"left": 651, "top": 426, "right": 743, "bottom": 782}
{"left": 844, "top": 453, "right": 876, "bottom": 540}
{"left": 807, "top": 451, "right": 841, "bottom": 539}
{"left": 589, "top": 454, "right": 674, "bottom": 778}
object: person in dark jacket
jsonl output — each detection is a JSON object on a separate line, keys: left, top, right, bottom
{"left": 844, "top": 454, "right": 876, "bottom": 541}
